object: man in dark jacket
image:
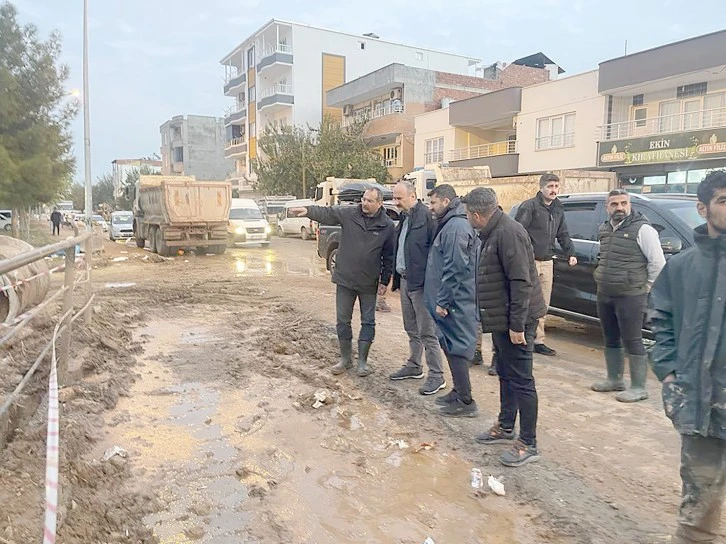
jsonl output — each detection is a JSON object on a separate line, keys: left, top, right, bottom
{"left": 50, "top": 208, "right": 62, "bottom": 236}
{"left": 514, "top": 173, "right": 577, "bottom": 356}
{"left": 592, "top": 189, "right": 665, "bottom": 402}
{"left": 291, "top": 188, "right": 395, "bottom": 377}
{"left": 424, "top": 184, "right": 479, "bottom": 418}
{"left": 389, "top": 180, "right": 445, "bottom": 395}
{"left": 649, "top": 170, "right": 726, "bottom": 543}
{"left": 463, "top": 187, "right": 547, "bottom": 467}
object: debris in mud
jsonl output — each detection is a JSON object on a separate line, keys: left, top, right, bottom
{"left": 236, "top": 412, "right": 265, "bottom": 434}
{"left": 471, "top": 468, "right": 484, "bottom": 489}
{"left": 387, "top": 439, "right": 410, "bottom": 450}
{"left": 248, "top": 484, "right": 267, "bottom": 499}
{"left": 102, "top": 445, "right": 128, "bottom": 462}
{"left": 312, "top": 389, "right": 332, "bottom": 408}
{"left": 184, "top": 525, "right": 206, "bottom": 540}
{"left": 423, "top": 538, "right": 437, "bottom": 544}
{"left": 112, "top": 257, "right": 129, "bottom": 262}
{"left": 413, "top": 442, "right": 436, "bottom": 453}
{"left": 488, "top": 475, "right": 506, "bottom": 496}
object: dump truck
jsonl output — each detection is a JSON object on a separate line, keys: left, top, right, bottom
{"left": 130, "top": 175, "right": 232, "bottom": 256}
{"left": 313, "top": 177, "right": 378, "bottom": 206}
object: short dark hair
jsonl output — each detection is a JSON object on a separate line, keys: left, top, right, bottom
{"left": 428, "top": 184, "right": 457, "bottom": 201}
{"left": 697, "top": 169, "right": 726, "bottom": 206}
{"left": 539, "top": 173, "right": 560, "bottom": 188}
{"left": 461, "top": 187, "right": 498, "bottom": 216}
{"left": 364, "top": 187, "right": 384, "bottom": 202}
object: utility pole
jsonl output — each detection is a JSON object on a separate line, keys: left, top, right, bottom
{"left": 82, "top": 0, "right": 92, "bottom": 226}
{"left": 301, "top": 140, "right": 306, "bottom": 198}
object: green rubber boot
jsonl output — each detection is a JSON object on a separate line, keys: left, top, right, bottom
{"left": 331, "top": 339, "right": 353, "bottom": 375}
{"left": 591, "top": 347, "right": 626, "bottom": 392}
{"left": 356, "top": 341, "right": 372, "bottom": 377}
{"left": 616, "top": 354, "right": 649, "bottom": 403}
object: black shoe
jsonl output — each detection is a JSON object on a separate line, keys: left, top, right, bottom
{"left": 471, "top": 349, "right": 483, "bottom": 366}
{"left": 435, "top": 390, "right": 458, "bottom": 406}
{"left": 389, "top": 366, "right": 425, "bottom": 380}
{"left": 439, "top": 398, "right": 479, "bottom": 418}
{"left": 488, "top": 364, "right": 498, "bottom": 376}
{"left": 474, "top": 423, "right": 516, "bottom": 444}
{"left": 534, "top": 344, "right": 557, "bottom": 356}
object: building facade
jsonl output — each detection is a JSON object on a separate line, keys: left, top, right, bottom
{"left": 111, "top": 158, "right": 161, "bottom": 198}
{"left": 219, "top": 19, "right": 481, "bottom": 186}
{"left": 159, "top": 115, "right": 232, "bottom": 182}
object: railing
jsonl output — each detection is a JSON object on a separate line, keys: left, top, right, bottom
{"left": 425, "top": 152, "right": 444, "bottom": 164}
{"left": 261, "top": 83, "right": 294, "bottom": 98}
{"left": 223, "top": 72, "right": 247, "bottom": 94}
{"left": 262, "top": 43, "right": 293, "bottom": 56}
{"left": 342, "top": 104, "right": 404, "bottom": 127}
{"left": 535, "top": 133, "right": 575, "bottom": 151}
{"left": 449, "top": 140, "right": 518, "bottom": 161}
{"left": 383, "top": 158, "right": 402, "bottom": 167}
{"left": 226, "top": 136, "right": 246, "bottom": 148}
{"left": 599, "top": 107, "right": 726, "bottom": 141}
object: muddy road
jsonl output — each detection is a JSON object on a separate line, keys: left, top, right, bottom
{"left": 0, "top": 237, "right": 687, "bottom": 543}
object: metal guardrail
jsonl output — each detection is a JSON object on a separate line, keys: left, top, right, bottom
{"left": 598, "top": 106, "right": 726, "bottom": 141}
{"left": 448, "top": 140, "right": 518, "bottom": 161}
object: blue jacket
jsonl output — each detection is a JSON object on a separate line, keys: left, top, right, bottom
{"left": 391, "top": 201, "right": 437, "bottom": 293}
{"left": 424, "top": 199, "right": 479, "bottom": 359}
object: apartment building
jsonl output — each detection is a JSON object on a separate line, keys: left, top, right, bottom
{"left": 596, "top": 30, "right": 726, "bottom": 194}
{"left": 219, "top": 19, "right": 481, "bottom": 186}
{"left": 327, "top": 62, "right": 549, "bottom": 179}
{"left": 111, "top": 157, "right": 161, "bottom": 198}
{"left": 159, "top": 115, "right": 232, "bottom": 182}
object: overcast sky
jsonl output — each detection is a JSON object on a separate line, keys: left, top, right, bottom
{"left": 10, "top": 0, "right": 726, "bottom": 184}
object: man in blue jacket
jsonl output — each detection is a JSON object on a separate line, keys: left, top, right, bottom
{"left": 649, "top": 170, "right": 726, "bottom": 543}
{"left": 424, "top": 184, "right": 479, "bottom": 418}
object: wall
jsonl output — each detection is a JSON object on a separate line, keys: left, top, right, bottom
{"left": 518, "top": 70, "right": 606, "bottom": 173}
{"left": 413, "top": 108, "right": 455, "bottom": 168}
{"left": 185, "top": 116, "right": 233, "bottom": 181}
{"left": 432, "top": 65, "right": 548, "bottom": 106}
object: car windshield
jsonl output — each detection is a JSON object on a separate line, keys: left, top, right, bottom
{"left": 92, "top": 215, "right": 105, "bottom": 222}
{"left": 661, "top": 201, "right": 706, "bottom": 229}
{"left": 112, "top": 214, "right": 133, "bottom": 225}
{"left": 230, "top": 207, "right": 263, "bottom": 220}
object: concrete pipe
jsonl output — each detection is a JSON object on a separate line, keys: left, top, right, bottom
{"left": 0, "top": 235, "right": 51, "bottom": 324}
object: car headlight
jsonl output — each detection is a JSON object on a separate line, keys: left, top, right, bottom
{"left": 235, "top": 226, "right": 245, "bottom": 234}
{"left": 265, "top": 225, "right": 271, "bottom": 234}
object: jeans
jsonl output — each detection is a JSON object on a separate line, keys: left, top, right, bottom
{"left": 399, "top": 278, "right": 443, "bottom": 377}
{"left": 492, "top": 321, "right": 538, "bottom": 446}
{"left": 596, "top": 293, "right": 647, "bottom": 356}
{"left": 447, "top": 353, "right": 473, "bottom": 403}
{"left": 534, "top": 259, "right": 554, "bottom": 344}
{"left": 336, "top": 285, "right": 377, "bottom": 343}
{"left": 52, "top": 223, "right": 60, "bottom": 236}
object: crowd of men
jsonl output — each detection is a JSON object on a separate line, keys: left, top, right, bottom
{"left": 291, "top": 169, "right": 726, "bottom": 543}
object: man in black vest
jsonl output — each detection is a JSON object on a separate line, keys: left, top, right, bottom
{"left": 592, "top": 189, "right": 665, "bottom": 402}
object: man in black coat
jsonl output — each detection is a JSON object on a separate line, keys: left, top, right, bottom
{"left": 291, "top": 188, "right": 395, "bottom": 377}
{"left": 463, "top": 187, "right": 547, "bottom": 467}
{"left": 50, "top": 208, "right": 62, "bottom": 236}
{"left": 649, "top": 170, "right": 726, "bottom": 543}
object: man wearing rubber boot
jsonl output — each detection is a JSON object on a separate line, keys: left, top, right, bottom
{"left": 464, "top": 188, "right": 547, "bottom": 467}
{"left": 649, "top": 170, "right": 726, "bottom": 544}
{"left": 389, "top": 181, "right": 446, "bottom": 396}
{"left": 474, "top": 333, "right": 498, "bottom": 376}
{"left": 290, "top": 188, "right": 395, "bottom": 377}
{"left": 424, "top": 185, "right": 479, "bottom": 418}
{"left": 591, "top": 189, "right": 665, "bottom": 402}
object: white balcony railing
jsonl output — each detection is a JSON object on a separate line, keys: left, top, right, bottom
{"left": 225, "top": 137, "right": 246, "bottom": 149}
{"left": 261, "top": 84, "right": 294, "bottom": 98}
{"left": 342, "top": 103, "right": 404, "bottom": 127}
{"left": 449, "top": 140, "right": 518, "bottom": 161}
{"left": 599, "top": 107, "right": 726, "bottom": 141}
{"left": 262, "top": 43, "right": 293, "bottom": 57}
{"left": 535, "top": 133, "right": 575, "bottom": 151}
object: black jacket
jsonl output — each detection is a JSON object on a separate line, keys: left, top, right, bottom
{"left": 50, "top": 211, "right": 62, "bottom": 225}
{"left": 515, "top": 193, "right": 574, "bottom": 260}
{"left": 306, "top": 204, "right": 394, "bottom": 294}
{"left": 594, "top": 211, "right": 649, "bottom": 297}
{"left": 392, "top": 201, "right": 436, "bottom": 293}
{"left": 476, "top": 209, "right": 547, "bottom": 333}
{"left": 649, "top": 225, "right": 726, "bottom": 439}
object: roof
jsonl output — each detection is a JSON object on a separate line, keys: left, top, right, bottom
{"left": 220, "top": 18, "right": 481, "bottom": 65}
{"left": 600, "top": 28, "right": 726, "bottom": 65}
{"left": 512, "top": 52, "right": 565, "bottom": 74}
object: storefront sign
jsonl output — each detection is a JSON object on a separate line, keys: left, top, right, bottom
{"left": 598, "top": 128, "right": 726, "bottom": 166}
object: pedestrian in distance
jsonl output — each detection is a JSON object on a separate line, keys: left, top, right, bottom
{"left": 514, "top": 173, "right": 577, "bottom": 356}
{"left": 290, "top": 188, "right": 395, "bottom": 377}
{"left": 463, "top": 187, "right": 547, "bottom": 467}
{"left": 649, "top": 170, "right": 726, "bottom": 544}
{"left": 424, "top": 184, "right": 479, "bottom": 418}
{"left": 50, "top": 207, "right": 62, "bottom": 236}
{"left": 591, "top": 189, "right": 666, "bottom": 402}
{"left": 389, "top": 180, "right": 446, "bottom": 396}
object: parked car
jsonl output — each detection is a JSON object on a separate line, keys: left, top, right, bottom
{"left": 509, "top": 193, "right": 703, "bottom": 325}
{"left": 109, "top": 211, "right": 134, "bottom": 241}
{"left": 91, "top": 214, "right": 109, "bottom": 232}
{"left": 277, "top": 199, "right": 316, "bottom": 240}
{"left": 228, "top": 198, "right": 271, "bottom": 247}
{"left": 0, "top": 210, "right": 11, "bottom": 232}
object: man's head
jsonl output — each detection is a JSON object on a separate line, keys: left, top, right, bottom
{"left": 393, "top": 180, "right": 417, "bottom": 212}
{"left": 361, "top": 187, "right": 384, "bottom": 216}
{"left": 539, "top": 173, "right": 561, "bottom": 203}
{"left": 53, "top": 207, "right": 58, "bottom": 212}
{"left": 462, "top": 187, "right": 498, "bottom": 229}
{"left": 427, "top": 184, "right": 457, "bottom": 218}
{"left": 697, "top": 169, "right": 726, "bottom": 235}
{"left": 606, "top": 189, "right": 632, "bottom": 223}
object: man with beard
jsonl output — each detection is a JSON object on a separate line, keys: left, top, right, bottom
{"left": 425, "top": 184, "right": 479, "bottom": 417}
{"left": 591, "top": 189, "right": 665, "bottom": 402}
{"left": 649, "top": 170, "right": 726, "bottom": 543}
{"left": 514, "top": 173, "right": 577, "bottom": 356}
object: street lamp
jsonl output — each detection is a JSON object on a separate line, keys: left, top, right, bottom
{"left": 302, "top": 128, "right": 318, "bottom": 198}
{"left": 82, "top": 0, "right": 92, "bottom": 226}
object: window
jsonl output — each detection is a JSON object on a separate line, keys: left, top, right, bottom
{"left": 381, "top": 145, "right": 399, "bottom": 167}
{"left": 676, "top": 82, "right": 707, "bottom": 99}
{"left": 247, "top": 46, "right": 255, "bottom": 69}
{"left": 536, "top": 113, "right": 575, "bottom": 150}
{"left": 359, "top": 41, "right": 365, "bottom": 50}
{"left": 658, "top": 101, "right": 680, "bottom": 133}
{"left": 632, "top": 206, "right": 680, "bottom": 241}
{"left": 562, "top": 202, "right": 598, "bottom": 241}
{"left": 415, "top": 51, "right": 424, "bottom": 61}
{"left": 632, "top": 94, "right": 644, "bottom": 107}
{"left": 249, "top": 122, "right": 256, "bottom": 138}
{"left": 172, "top": 147, "right": 183, "bottom": 163}
{"left": 248, "top": 85, "right": 256, "bottom": 102}
{"left": 633, "top": 107, "right": 647, "bottom": 128}
{"left": 703, "top": 93, "right": 725, "bottom": 127}
{"left": 238, "top": 92, "right": 246, "bottom": 106}
{"left": 425, "top": 137, "right": 444, "bottom": 163}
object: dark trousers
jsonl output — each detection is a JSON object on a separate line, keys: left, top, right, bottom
{"left": 673, "top": 434, "right": 726, "bottom": 543}
{"left": 445, "top": 352, "right": 473, "bottom": 403}
{"left": 336, "top": 285, "right": 377, "bottom": 343}
{"left": 492, "top": 321, "right": 538, "bottom": 446}
{"left": 596, "top": 293, "right": 647, "bottom": 355}
{"left": 52, "top": 223, "right": 60, "bottom": 235}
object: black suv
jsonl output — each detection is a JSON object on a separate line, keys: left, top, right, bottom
{"left": 510, "top": 193, "right": 703, "bottom": 325}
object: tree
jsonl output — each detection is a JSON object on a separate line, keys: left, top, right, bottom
{"left": 115, "top": 165, "right": 160, "bottom": 210}
{"left": 69, "top": 183, "right": 85, "bottom": 211}
{"left": 252, "top": 117, "right": 389, "bottom": 197}
{"left": 0, "top": 2, "right": 77, "bottom": 236}
{"left": 92, "top": 173, "right": 115, "bottom": 209}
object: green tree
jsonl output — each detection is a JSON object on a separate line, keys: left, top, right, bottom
{"left": 68, "top": 183, "right": 85, "bottom": 211}
{"left": 92, "top": 172, "right": 115, "bottom": 209}
{"left": 116, "top": 165, "right": 160, "bottom": 210}
{"left": 0, "top": 2, "right": 77, "bottom": 236}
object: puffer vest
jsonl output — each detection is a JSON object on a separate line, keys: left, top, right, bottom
{"left": 594, "top": 211, "right": 649, "bottom": 296}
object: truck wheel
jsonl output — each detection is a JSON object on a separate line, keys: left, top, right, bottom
{"left": 149, "top": 227, "right": 158, "bottom": 253}
{"left": 155, "top": 228, "right": 170, "bottom": 257}
{"left": 301, "top": 227, "right": 310, "bottom": 240}
{"left": 210, "top": 244, "right": 226, "bottom": 255}
{"left": 136, "top": 236, "right": 145, "bottom": 248}
{"left": 327, "top": 248, "right": 338, "bottom": 274}
{"left": 261, "top": 242, "right": 270, "bottom": 248}
{"left": 277, "top": 226, "right": 286, "bottom": 238}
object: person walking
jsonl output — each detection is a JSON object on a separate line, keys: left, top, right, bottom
{"left": 290, "top": 187, "right": 395, "bottom": 377}
{"left": 424, "top": 184, "right": 479, "bottom": 417}
{"left": 464, "top": 187, "right": 547, "bottom": 467}
{"left": 50, "top": 207, "right": 62, "bottom": 236}
{"left": 649, "top": 170, "right": 726, "bottom": 543}
{"left": 388, "top": 180, "right": 445, "bottom": 395}
{"left": 591, "top": 189, "right": 666, "bottom": 402}
{"left": 514, "top": 173, "right": 577, "bottom": 356}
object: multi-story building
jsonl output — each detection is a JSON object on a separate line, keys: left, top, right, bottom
{"left": 327, "top": 62, "right": 549, "bottom": 179}
{"left": 219, "top": 19, "right": 481, "bottom": 186}
{"left": 111, "top": 157, "right": 161, "bottom": 198}
{"left": 159, "top": 115, "right": 232, "bottom": 182}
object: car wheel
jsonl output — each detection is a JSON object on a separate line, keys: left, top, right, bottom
{"left": 277, "top": 226, "right": 286, "bottom": 238}
{"left": 301, "top": 227, "right": 310, "bottom": 240}
{"left": 327, "top": 247, "right": 338, "bottom": 274}
{"left": 3, "top": 224, "right": 11, "bottom": 231}
{"left": 261, "top": 242, "right": 271, "bottom": 248}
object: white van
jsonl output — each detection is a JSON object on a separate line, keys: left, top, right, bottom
{"left": 228, "top": 198, "right": 271, "bottom": 247}
{"left": 0, "top": 210, "right": 11, "bottom": 232}
{"left": 277, "top": 199, "right": 316, "bottom": 240}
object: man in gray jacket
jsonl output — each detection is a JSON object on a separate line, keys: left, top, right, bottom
{"left": 649, "top": 170, "right": 726, "bottom": 543}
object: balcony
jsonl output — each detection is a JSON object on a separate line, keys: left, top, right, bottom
{"left": 342, "top": 104, "right": 404, "bottom": 127}
{"left": 224, "top": 72, "right": 246, "bottom": 96}
{"left": 224, "top": 105, "right": 247, "bottom": 126}
{"left": 449, "top": 140, "right": 517, "bottom": 161}
{"left": 448, "top": 140, "right": 519, "bottom": 176}
{"left": 257, "top": 44, "right": 293, "bottom": 74}
{"left": 225, "top": 137, "right": 247, "bottom": 158}
{"left": 598, "top": 107, "right": 726, "bottom": 141}
{"left": 258, "top": 84, "right": 294, "bottom": 112}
